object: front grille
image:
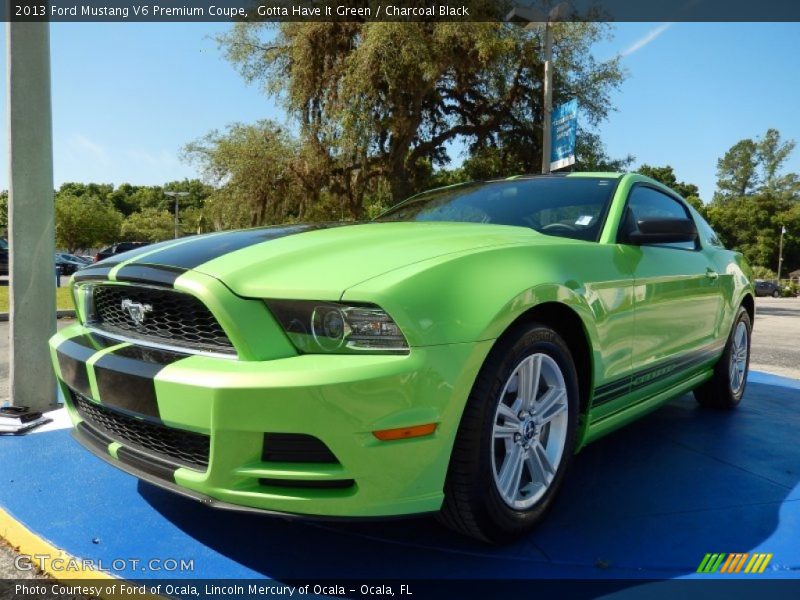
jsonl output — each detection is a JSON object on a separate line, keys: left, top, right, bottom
{"left": 70, "top": 390, "right": 210, "bottom": 471}
{"left": 89, "top": 284, "right": 235, "bottom": 354}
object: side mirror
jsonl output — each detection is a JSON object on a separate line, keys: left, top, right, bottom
{"left": 627, "top": 217, "right": 698, "bottom": 245}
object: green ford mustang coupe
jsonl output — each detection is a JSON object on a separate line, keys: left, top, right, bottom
{"left": 50, "top": 172, "right": 754, "bottom": 542}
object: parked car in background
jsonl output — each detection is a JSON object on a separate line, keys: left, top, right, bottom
{"left": 94, "top": 242, "right": 149, "bottom": 263}
{"left": 754, "top": 280, "right": 781, "bottom": 298}
{"left": 55, "top": 254, "right": 89, "bottom": 276}
{"left": 0, "top": 239, "right": 8, "bottom": 276}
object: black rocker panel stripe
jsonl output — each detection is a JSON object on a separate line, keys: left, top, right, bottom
{"left": 628, "top": 346, "right": 721, "bottom": 394}
{"left": 92, "top": 345, "right": 186, "bottom": 421}
{"left": 593, "top": 377, "right": 631, "bottom": 399}
{"left": 113, "top": 264, "right": 187, "bottom": 287}
{"left": 592, "top": 343, "right": 724, "bottom": 407}
{"left": 56, "top": 333, "right": 122, "bottom": 397}
{"left": 125, "top": 223, "right": 349, "bottom": 270}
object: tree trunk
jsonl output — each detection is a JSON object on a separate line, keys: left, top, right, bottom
{"left": 389, "top": 162, "right": 413, "bottom": 205}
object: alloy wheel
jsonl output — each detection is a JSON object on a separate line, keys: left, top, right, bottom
{"left": 729, "top": 321, "right": 748, "bottom": 394}
{"left": 491, "top": 353, "right": 569, "bottom": 509}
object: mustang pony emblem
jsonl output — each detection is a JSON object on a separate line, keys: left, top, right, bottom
{"left": 121, "top": 299, "right": 153, "bottom": 327}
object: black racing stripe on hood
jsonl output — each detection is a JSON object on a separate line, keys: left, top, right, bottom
{"left": 73, "top": 265, "right": 114, "bottom": 282}
{"left": 95, "top": 237, "right": 184, "bottom": 267}
{"left": 123, "top": 223, "right": 349, "bottom": 270}
{"left": 114, "top": 264, "right": 187, "bottom": 287}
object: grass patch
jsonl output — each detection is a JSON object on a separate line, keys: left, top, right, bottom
{"left": 0, "top": 286, "right": 74, "bottom": 313}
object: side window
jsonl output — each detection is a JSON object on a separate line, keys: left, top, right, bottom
{"left": 622, "top": 186, "right": 696, "bottom": 250}
{"left": 694, "top": 212, "right": 724, "bottom": 248}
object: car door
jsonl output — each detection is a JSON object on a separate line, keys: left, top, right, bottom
{"left": 621, "top": 185, "right": 725, "bottom": 376}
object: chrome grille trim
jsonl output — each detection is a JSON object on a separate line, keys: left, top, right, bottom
{"left": 84, "top": 326, "right": 238, "bottom": 360}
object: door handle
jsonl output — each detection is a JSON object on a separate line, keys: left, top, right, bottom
{"left": 706, "top": 269, "right": 719, "bottom": 280}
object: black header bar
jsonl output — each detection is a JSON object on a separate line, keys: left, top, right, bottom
{"left": 3, "top": 0, "right": 800, "bottom": 23}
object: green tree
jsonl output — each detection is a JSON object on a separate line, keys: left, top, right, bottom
{"left": 217, "top": 20, "right": 625, "bottom": 214}
{"left": 55, "top": 194, "right": 122, "bottom": 253}
{"left": 184, "top": 121, "right": 312, "bottom": 228}
{"left": 126, "top": 186, "right": 166, "bottom": 212}
{"left": 57, "top": 182, "right": 115, "bottom": 200}
{"left": 106, "top": 183, "right": 142, "bottom": 216}
{"left": 121, "top": 208, "right": 175, "bottom": 242}
{"left": 757, "top": 129, "right": 799, "bottom": 197}
{"left": 163, "top": 179, "right": 213, "bottom": 212}
{"left": 707, "top": 129, "right": 800, "bottom": 272}
{"left": 714, "top": 139, "right": 760, "bottom": 201}
{"left": 714, "top": 129, "right": 800, "bottom": 202}
{"left": 637, "top": 164, "right": 700, "bottom": 200}
{"left": 574, "top": 131, "right": 634, "bottom": 173}
{"left": 706, "top": 196, "right": 800, "bottom": 274}
{"left": 179, "top": 205, "right": 212, "bottom": 235}
{"left": 751, "top": 265, "right": 777, "bottom": 280}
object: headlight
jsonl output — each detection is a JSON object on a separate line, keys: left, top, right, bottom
{"left": 265, "top": 300, "right": 409, "bottom": 354}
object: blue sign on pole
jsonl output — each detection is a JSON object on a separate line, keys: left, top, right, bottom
{"left": 550, "top": 99, "right": 578, "bottom": 171}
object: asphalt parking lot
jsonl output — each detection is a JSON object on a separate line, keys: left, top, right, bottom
{"left": 749, "top": 296, "right": 800, "bottom": 379}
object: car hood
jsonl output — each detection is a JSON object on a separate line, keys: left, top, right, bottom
{"left": 109, "top": 222, "right": 547, "bottom": 299}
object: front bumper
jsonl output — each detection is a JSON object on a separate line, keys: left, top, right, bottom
{"left": 50, "top": 323, "right": 491, "bottom": 518}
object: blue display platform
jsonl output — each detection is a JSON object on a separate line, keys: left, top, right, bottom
{"left": 1, "top": 371, "right": 799, "bottom": 583}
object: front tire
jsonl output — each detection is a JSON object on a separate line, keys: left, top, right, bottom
{"left": 694, "top": 306, "right": 751, "bottom": 409}
{"left": 772, "top": 290, "right": 780, "bottom": 298}
{"left": 438, "top": 323, "right": 579, "bottom": 543}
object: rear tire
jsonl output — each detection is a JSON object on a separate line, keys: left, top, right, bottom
{"left": 694, "top": 306, "right": 751, "bottom": 409}
{"left": 438, "top": 323, "right": 579, "bottom": 543}
{"left": 772, "top": 290, "right": 780, "bottom": 298}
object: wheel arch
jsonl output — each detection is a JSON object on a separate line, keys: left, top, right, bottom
{"left": 740, "top": 293, "right": 755, "bottom": 329}
{"left": 490, "top": 301, "right": 594, "bottom": 431}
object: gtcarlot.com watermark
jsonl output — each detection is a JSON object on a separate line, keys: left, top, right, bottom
{"left": 14, "top": 553, "right": 194, "bottom": 574}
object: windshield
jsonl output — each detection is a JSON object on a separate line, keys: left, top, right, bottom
{"left": 376, "top": 176, "right": 618, "bottom": 241}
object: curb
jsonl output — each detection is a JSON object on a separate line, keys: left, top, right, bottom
{"left": 0, "top": 506, "right": 114, "bottom": 582}
{"left": 0, "top": 310, "right": 75, "bottom": 322}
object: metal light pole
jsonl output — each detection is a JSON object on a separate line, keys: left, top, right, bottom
{"left": 506, "top": 2, "right": 570, "bottom": 174}
{"left": 777, "top": 225, "right": 786, "bottom": 283}
{"left": 165, "top": 191, "right": 190, "bottom": 239}
{"left": 541, "top": 23, "right": 553, "bottom": 174}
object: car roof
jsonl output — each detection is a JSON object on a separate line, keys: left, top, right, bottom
{"left": 501, "top": 172, "right": 624, "bottom": 181}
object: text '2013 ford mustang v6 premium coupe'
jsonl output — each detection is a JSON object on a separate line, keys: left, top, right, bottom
{"left": 50, "top": 172, "right": 754, "bottom": 542}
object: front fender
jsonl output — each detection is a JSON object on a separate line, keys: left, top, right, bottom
{"left": 342, "top": 242, "right": 635, "bottom": 388}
